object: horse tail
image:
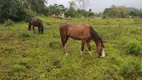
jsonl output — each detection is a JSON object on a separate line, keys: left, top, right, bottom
{"left": 28, "top": 18, "right": 32, "bottom": 30}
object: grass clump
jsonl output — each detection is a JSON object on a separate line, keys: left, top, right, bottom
{"left": 19, "top": 31, "right": 33, "bottom": 38}
{"left": 120, "top": 58, "right": 142, "bottom": 80}
{"left": 127, "top": 40, "right": 142, "bottom": 56}
{"left": 4, "top": 19, "right": 14, "bottom": 26}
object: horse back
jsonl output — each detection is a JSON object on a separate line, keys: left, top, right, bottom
{"left": 60, "top": 23, "right": 92, "bottom": 40}
{"left": 29, "top": 18, "right": 42, "bottom": 26}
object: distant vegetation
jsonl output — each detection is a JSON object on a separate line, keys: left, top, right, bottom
{"left": 0, "top": 0, "right": 142, "bottom": 23}
{"left": 103, "top": 5, "right": 142, "bottom": 18}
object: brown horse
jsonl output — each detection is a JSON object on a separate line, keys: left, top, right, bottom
{"left": 59, "top": 23, "right": 105, "bottom": 57}
{"left": 28, "top": 18, "right": 44, "bottom": 34}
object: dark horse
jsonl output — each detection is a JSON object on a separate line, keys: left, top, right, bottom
{"left": 28, "top": 18, "right": 44, "bottom": 34}
{"left": 60, "top": 23, "right": 105, "bottom": 57}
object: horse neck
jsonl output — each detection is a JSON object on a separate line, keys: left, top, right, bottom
{"left": 92, "top": 35, "right": 103, "bottom": 48}
{"left": 90, "top": 27, "right": 104, "bottom": 48}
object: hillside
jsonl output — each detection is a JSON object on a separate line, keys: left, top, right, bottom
{"left": 125, "top": 7, "right": 138, "bottom": 12}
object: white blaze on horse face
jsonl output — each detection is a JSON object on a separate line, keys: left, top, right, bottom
{"left": 100, "top": 49, "right": 105, "bottom": 57}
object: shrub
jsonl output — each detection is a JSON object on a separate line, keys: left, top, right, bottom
{"left": 24, "top": 9, "right": 35, "bottom": 21}
{"left": 120, "top": 59, "right": 142, "bottom": 80}
{"left": 4, "top": 19, "right": 14, "bottom": 26}
{"left": 11, "top": 64, "right": 25, "bottom": 73}
{"left": 20, "top": 31, "right": 32, "bottom": 38}
{"left": 127, "top": 40, "right": 142, "bottom": 56}
{"left": 0, "top": 0, "right": 34, "bottom": 23}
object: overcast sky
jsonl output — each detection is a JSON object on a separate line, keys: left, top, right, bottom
{"left": 47, "top": 0, "right": 142, "bottom": 12}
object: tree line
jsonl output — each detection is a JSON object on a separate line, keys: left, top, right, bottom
{"left": 0, "top": 0, "right": 47, "bottom": 23}
{"left": 0, "top": 0, "right": 142, "bottom": 23}
{"left": 103, "top": 5, "right": 142, "bottom": 18}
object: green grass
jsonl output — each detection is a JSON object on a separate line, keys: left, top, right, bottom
{"left": 0, "top": 17, "right": 142, "bottom": 80}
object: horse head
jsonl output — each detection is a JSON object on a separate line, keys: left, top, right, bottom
{"left": 96, "top": 38, "right": 105, "bottom": 57}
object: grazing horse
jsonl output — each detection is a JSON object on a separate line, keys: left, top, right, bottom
{"left": 59, "top": 23, "right": 105, "bottom": 57}
{"left": 28, "top": 18, "right": 44, "bottom": 34}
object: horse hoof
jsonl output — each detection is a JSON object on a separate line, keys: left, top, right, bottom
{"left": 66, "top": 53, "right": 68, "bottom": 55}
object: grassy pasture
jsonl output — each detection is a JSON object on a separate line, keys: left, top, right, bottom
{"left": 0, "top": 16, "right": 142, "bottom": 80}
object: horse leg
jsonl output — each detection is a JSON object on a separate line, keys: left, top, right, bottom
{"left": 33, "top": 26, "right": 35, "bottom": 33}
{"left": 61, "top": 35, "right": 69, "bottom": 55}
{"left": 38, "top": 26, "right": 40, "bottom": 34}
{"left": 81, "top": 40, "right": 86, "bottom": 56}
{"left": 41, "top": 27, "right": 44, "bottom": 34}
{"left": 28, "top": 24, "right": 31, "bottom": 30}
{"left": 28, "top": 19, "right": 32, "bottom": 30}
{"left": 86, "top": 41, "right": 92, "bottom": 56}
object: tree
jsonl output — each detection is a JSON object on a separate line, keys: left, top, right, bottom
{"left": 138, "top": 10, "right": 142, "bottom": 18}
{"left": 103, "top": 5, "right": 127, "bottom": 18}
{"left": 77, "top": 9, "right": 88, "bottom": 17}
{"left": 69, "top": 0, "right": 76, "bottom": 9}
{"left": 88, "top": 12, "right": 94, "bottom": 17}
{"left": 89, "top": 9, "right": 92, "bottom": 12}
{"left": 18, "top": 0, "right": 47, "bottom": 13}
{"left": 58, "top": 4, "right": 65, "bottom": 11}
{"left": 64, "top": 1, "right": 79, "bottom": 17}
{"left": 76, "top": 0, "right": 91, "bottom": 10}
{"left": 128, "top": 9, "right": 142, "bottom": 18}
{"left": 45, "top": 4, "right": 66, "bottom": 16}
{"left": 0, "top": 0, "right": 30, "bottom": 23}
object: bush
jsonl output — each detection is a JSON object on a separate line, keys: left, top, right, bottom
{"left": 4, "top": 19, "right": 14, "bottom": 26}
{"left": 24, "top": 9, "right": 35, "bottom": 21}
{"left": 20, "top": 31, "right": 32, "bottom": 38}
{"left": 127, "top": 40, "right": 142, "bottom": 55}
{"left": 0, "top": 0, "right": 34, "bottom": 23}
{"left": 120, "top": 59, "right": 142, "bottom": 80}
{"left": 11, "top": 64, "right": 25, "bottom": 73}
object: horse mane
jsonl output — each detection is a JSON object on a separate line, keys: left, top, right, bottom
{"left": 90, "top": 26, "right": 104, "bottom": 48}
{"left": 100, "top": 37, "right": 105, "bottom": 48}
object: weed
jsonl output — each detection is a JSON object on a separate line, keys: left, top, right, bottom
{"left": 19, "top": 31, "right": 33, "bottom": 38}
{"left": 4, "top": 19, "right": 14, "bottom": 26}
{"left": 127, "top": 40, "right": 142, "bottom": 56}
{"left": 120, "top": 58, "right": 142, "bottom": 80}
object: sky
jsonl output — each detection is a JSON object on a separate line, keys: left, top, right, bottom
{"left": 47, "top": 0, "right": 142, "bottom": 12}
